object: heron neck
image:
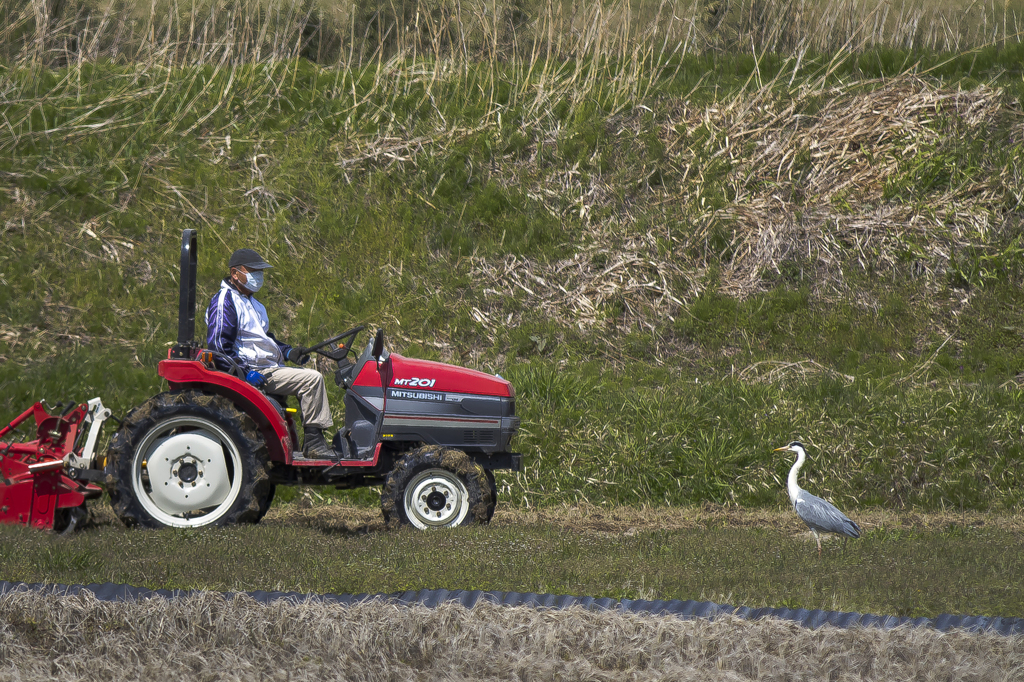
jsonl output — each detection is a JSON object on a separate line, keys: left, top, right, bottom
{"left": 787, "top": 450, "right": 805, "bottom": 502}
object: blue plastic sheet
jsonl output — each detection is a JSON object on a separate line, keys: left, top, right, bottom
{"left": 2, "top": 580, "right": 1020, "bottom": 635}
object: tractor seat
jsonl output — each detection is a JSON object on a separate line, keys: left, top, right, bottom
{"left": 200, "top": 350, "right": 292, "bottom": 410}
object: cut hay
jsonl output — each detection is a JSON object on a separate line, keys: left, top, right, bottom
{"left": 2, "top": 589, "right": 1022, "bottom": 681}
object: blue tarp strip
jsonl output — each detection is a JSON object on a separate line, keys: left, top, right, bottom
{"left": 1, "top": 580, "right": 1020, "bottom": 636}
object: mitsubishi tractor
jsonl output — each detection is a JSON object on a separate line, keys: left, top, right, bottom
{"left": 0, "top": 229, "right": 521, "bottom": 531}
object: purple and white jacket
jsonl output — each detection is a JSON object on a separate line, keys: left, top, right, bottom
{"left": 206, "top": 278, "right": 293, "bottom": 372}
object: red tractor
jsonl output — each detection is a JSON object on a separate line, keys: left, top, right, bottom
{"left": 1, "top": 230, "right": 521, "bottom": 531}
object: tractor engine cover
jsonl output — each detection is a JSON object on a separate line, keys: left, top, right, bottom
{"left": 350, "top": 354, "right": 518, "bottom": 454}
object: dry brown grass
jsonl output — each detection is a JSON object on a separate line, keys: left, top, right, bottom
{"left": 1, "top": 588, "right": 1022, "bottom": 681}
{"left": 466, "top": 75, "right": 1022, "bottom": 338}
{"left": 702, "top": 78, "right": 1015, "bottom": 297}
{"left": 467, "top": 235, "right": 693, "bottom": 333}
{"left": 5, "top": 0, "right": 1021, "bottom": 68}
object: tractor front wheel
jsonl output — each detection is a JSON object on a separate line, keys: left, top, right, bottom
{"left": 106, "top": 390, "right": 271, "bottom": 529}
{"left": 381, "top": 446, "right": 493, "bottom": 529}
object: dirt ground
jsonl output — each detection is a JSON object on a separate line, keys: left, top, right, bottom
{"left": 247, "top": 501, "right": 1024, "bottom": 537}
{"left": 82, "top": 496, "right": 1024, "bottom": 535}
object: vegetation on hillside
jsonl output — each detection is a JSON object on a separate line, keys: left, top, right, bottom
{"left": 2, "top": 0, "right": 1023, "bottom": 512}
{"left": 4, "top": 0, "right": 1023, "bottom": 63}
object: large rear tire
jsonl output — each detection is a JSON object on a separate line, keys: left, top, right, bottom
{"left": 106, "top": 390, "right": 272, "bottom": 529}
{"left": 381, "top": 446, "right": 493, "bottom": 529}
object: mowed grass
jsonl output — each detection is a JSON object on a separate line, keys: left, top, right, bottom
{"left": 1, "top": 505, "right": 1021, "bottom": 619}
{"left": 3, "top": 592, "right": 1022, "bottom": 682}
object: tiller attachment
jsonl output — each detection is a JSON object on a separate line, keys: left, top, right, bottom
{"left": 0, "top": 398, "right": 110, "bottom": 532}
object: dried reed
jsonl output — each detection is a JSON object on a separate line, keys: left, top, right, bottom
{"left": 3, "top": 0, "right": 1021, "bottom": 68}
{"left": 1, "top": 589, "right": 1022, "bottom": 681}
{"left": 463, "top": 73, "right": 1020, "bottom": 336}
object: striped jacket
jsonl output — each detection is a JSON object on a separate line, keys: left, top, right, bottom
{"left": 205, "top": 278, "right": 293, "bottom": 372}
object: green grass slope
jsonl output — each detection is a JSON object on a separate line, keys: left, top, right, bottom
{"left": 2, "top": 18, "right": 1024, "bottom": 512}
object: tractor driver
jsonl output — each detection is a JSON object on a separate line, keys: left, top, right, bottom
{"left": 206, "top": 248, "right": 336, "bottom": 460}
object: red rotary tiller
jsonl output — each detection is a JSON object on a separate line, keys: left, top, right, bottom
{"left": 0, "top": 398, "right": 110, "bottom": 532}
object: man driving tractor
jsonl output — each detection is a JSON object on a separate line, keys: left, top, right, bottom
{"left": 206, "top": 247, "right": 336, "bottom": 460}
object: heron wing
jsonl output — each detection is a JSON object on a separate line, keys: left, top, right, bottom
{"left": 794, "top": 490, "right": 861, "bottom": 538}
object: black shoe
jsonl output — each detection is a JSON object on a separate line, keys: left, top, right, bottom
{"left": 302, "top": 427, "right": 336, "bottom": 460}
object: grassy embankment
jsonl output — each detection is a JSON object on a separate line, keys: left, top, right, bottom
{"left": 1, "top": 0, "right": 1024, "bottom": 616}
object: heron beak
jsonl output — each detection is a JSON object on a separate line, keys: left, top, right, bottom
{"left": 773, "top": 446, "right": 790, "bottom": 452}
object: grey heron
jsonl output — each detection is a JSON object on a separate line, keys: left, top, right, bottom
{"left": 774, "top": 441, "right": 861, "bottom": 556}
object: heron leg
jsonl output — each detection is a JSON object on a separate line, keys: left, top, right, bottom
{"left": 813, "top": 530, "right": 822, "bottom": 557}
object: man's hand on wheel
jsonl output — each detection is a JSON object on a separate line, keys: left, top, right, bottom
{"left": 287, "top": 347, "right": 311, "bottom": 365}
{"left": 245, "top": 369, "right": 267, "bottom": 389}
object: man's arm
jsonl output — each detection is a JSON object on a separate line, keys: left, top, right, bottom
{"left": 267, "top": 331, "right": 292, "bottom": 360}
{"left": 206, "top": 289, "right": 243, "bottom": 371}
{"left": 268, "top": 331, "right": 309, "bottom": 364}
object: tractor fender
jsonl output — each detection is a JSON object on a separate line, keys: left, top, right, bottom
{"left": 158, "top": 359, "right": 294, "bottom": 462}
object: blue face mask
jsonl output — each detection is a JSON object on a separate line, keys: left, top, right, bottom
{"left": 241, "top": 270, "right": 264, "bottom": 292}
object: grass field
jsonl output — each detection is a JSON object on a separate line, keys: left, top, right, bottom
{"left": 2, "top": 504, "right": 1022, "bottom": 619}
{"left": 2, "top": 504, "right": 1024, "bottom": 680}
{"left": 3, "top": 5, "right": 1024, "bottom": 673}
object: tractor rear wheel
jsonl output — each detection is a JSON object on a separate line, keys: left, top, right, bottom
{"left": 381, "top": 446, "right": 493, "bottom": 529}
{"left": 106, "top": 390, "right": 271, "bottom": 529}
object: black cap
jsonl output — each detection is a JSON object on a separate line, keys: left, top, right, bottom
{"left": 228, "top": 248, "right": 272, "bottom": 270}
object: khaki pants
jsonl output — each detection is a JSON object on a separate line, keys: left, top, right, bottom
{"left": 262, "top": 366, "right": 334, "bottom": 429}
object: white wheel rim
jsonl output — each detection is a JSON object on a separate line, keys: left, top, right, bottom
{"left": 131, "top": 416, "right": 244, "bottom": 528}
{"left": 403, "top": 468, "right": 470, "bottom": 529}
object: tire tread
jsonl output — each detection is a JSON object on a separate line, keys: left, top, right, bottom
{"left": 106, "top": 390, "right": 271, "bottom": 529}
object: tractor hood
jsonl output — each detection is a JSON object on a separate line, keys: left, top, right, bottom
{"left": 387, "top": 354, "right": 514, "bottom": 398}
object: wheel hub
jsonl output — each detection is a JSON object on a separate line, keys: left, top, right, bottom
{"left": 403, "top": 468, "right": 470, "bottom": 529}
{"left": 140, "top": 431, "right": 233, "bottom": 516}
{"left": 425, "top": 490, "right": 448, "bottom": 511}
{"left": 174, "top": 460, "right": 200, "bottom": 484}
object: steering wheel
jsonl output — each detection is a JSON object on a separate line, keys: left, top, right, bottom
{"left": 305, "top": 326, "right": 365, "bottom": 362}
